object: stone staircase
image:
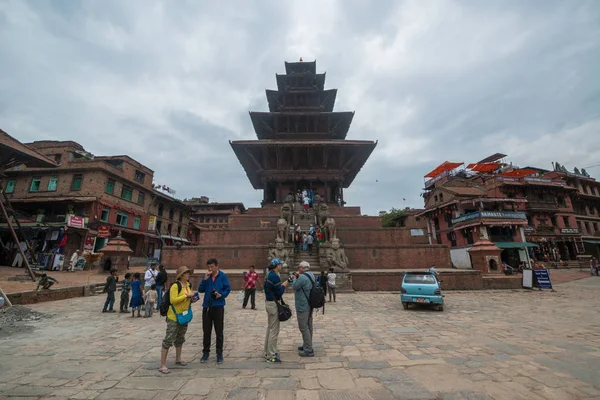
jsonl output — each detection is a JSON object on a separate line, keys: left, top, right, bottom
{"left": 292, "top": 204, "right": 321, "bottom": 271}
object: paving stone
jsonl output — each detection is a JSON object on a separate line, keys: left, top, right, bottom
{"left": 265, "top": 390, "right": 295, "bottom": 400}
{"left": 179, "top": 378, "right": 214, "bottom": 396}
{"left": 116, "top": 376, "right": 187, "bottom": 390}
{"left": 260, "top": 378, "right": 299, "bottom": 390}
{"left": 97, "top": 389, "right": 157, "bottom": 399}
{"left": 319, "top": 390, "right": 373, "bottom": 400}
{"left": 296, "top": 390, "right": 320, "bottom": 400}
{"left": 347, "top": 361, "right": 388, "bottom": 369}
{"left": 317, "top": 370, "right": 355, "bottom": 390}
{"left": 226, "top": 388, "right": 263, "bottom": 400}
{"left": 301, "top": 377, "right": 322, "bottom": 390}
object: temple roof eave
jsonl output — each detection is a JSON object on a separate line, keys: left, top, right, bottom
{"left": 249, "top": 111, "right": 354, "bottom": 140}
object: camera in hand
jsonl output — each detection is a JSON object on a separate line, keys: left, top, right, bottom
{"left": 211, "top": 289, "right": 218, "bottom": 299}
{"left": 287, "top": 272, "right": 299, "bottom": 283}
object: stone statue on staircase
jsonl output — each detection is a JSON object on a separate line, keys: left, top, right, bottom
{"left": 268, "top": 238, "right": 290, "bottom": 269}
{"left": 277, "top": 218, "right": 289, "bottom": 243}
{"left": 326, "top": 238, "right": 349, "bottom": 272}
{"left": 324, "top": 217, "right": 337, "bottom": 243}
{"left": 280, "top": 202, "right": 292, "bottom": 226}
{"left": 316, "top": 202, "right": 329, "bottom": 226}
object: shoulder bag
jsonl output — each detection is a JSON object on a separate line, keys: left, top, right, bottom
{"left": 266, "top": 278, "right": 292, "bottom": 321}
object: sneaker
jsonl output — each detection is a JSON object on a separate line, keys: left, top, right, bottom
{"left": 266, "top": 356, "right": 282, "bottom": 363}
{"left": 217, "top": 354, "right": 224, "bottom": 364}
{"left": 265, "top": 352, "right": 279, "bottom": 359}
{"left": 298, "top": 350, "right": 315, "bottom": 357}
{"left": 200, "top": 353, "right": 209, "bottom": 363}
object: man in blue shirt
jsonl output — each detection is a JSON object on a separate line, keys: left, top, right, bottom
{"left": 291, "top": 261, "right": 316, "bottom": 357}
{"left": 263, "top": 258, "right": 289, "bottom": 363}
{"left": 198, "top": 258, "right": 231, "bottom": 364}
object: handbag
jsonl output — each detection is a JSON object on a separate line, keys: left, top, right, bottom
{"left": 275, "top": 298, "right": 292, "bottom": 322}
{"left": 170, "top": 304, "right": 193, "bottom": 325}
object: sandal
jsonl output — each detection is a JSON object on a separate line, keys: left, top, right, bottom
{"left": 175, "top": 361, "right": 188, "bottom": 366}
{"left": 158, "top": 368, "right": 170, "bottom": 374}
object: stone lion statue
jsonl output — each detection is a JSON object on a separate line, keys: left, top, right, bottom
{"left": 280, "top": 203, "right": 292, "bottom": 226}
{"left": 268, "top": 238, "right": 289, "bottom": 269}
{"left": 316, "top": 202, "right": 329, "bottom": 226}
{"left": 326, "top": 238, "right": 349, "bottom": 272}
{"left": 324, "top": 217, "right": 337, "bottom": 243}
{"left": 277, "top": 218, "right": 289, "bottom": 243}
{"left": 284, "top": 193, "right": 295, "bottom": 204}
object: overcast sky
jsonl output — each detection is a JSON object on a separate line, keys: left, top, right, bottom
{"left": 1, "top": 1, "right": 599, "bottom": 215}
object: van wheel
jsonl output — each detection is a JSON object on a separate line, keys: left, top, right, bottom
{"left": 437, "top": 305, "right": 444, "bottom": 312}
{"left": 402, "top": 302, "right": 409, "bottom": 310}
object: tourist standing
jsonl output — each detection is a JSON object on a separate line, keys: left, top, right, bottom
{"left": 591, "top": 257, "right": 599, "bottom": 276}
{"left": 264, "top": 258, "right": 289, "bottom": 363}
{"left": 120, "top": 272, "right": 132, "bottom": 313}
{"left": 327, "top": 268, "right": 337, "bottom": 302}
{"left": 307, "top": 233, "right": 314, "bottom": 256}
{"left": 291, "top": 261, "right": 316, "bottom": 357}
{"left": 159, "top": 266, "right": 196, "bottom": 374}
{"left": 198, "top": 258, "right": 231, "bottom": 364}
{"left": 155, "top": 265, "right": 168, "bottom": 310}
{"left": 243, "top": 265, "right": 259, "bottom": 310}
{"left": 69, "top": 250, "right": 79, "bottom": 271}
{"left": 130, "top": 272, "right": 143, "bottom": 318}
{"left": 144, "top": 263, "right": 158, "bottom": 294}
{"left": 143, "top": 284, "right": 157, "bottom": 317}
{"left": 303, "top": 233, "right": 308, "bottom": 252}
{"left": 102, "top": 268, "right": 118, "bottom": 313}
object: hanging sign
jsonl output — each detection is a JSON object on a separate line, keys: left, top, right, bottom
{"left": 83, "top": 235, "right": 96, "bottom": 251}
{"left": 98, "top": 226, "right": 110, "bottom": 238}
{"left": 148, "top": 216, "right": 156, "bottom": 231}
{"left": 67, "top": 216, "right": 85, "bottom": 228}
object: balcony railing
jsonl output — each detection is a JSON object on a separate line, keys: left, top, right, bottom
{"left": 452, "top": 211, "right": 527, "bottom": 225}
{"left": 526, "top": 201, "right": 558, "bottom": 210}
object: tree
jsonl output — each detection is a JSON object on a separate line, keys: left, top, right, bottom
{"left": 381, "top": 208, "right": 408, "bottom": 227}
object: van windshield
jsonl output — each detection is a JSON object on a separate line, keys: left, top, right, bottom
{"left": 404, "top": 274, "right": 436, "bottom": 284}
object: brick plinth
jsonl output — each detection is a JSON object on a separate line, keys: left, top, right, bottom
{"left": 7, "top": 286, "right": 88, "bottom": 305}
{"left": 161, "top": 245, "right": 269, "bottom": 270}
{"left": 336, "top": 228, "right": 430, "bottom": 246}
{"left": 351, "top": 270, "right": 486, "bottom": 291}
{"left": 344, "top": 245, "right": 450, "bottom": 269}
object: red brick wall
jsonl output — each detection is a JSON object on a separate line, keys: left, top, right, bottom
{"left": 334, "top": 216, "right": 382, "bottom": 228}
{"left": 329, "top": 206, "right": 362, "bottom": 216}
{"left": 482, "top": 275, "right": 521, "bottom": 289}
{"left": 162, "top": 245, "right": 269, "bottom": 270}
{"left": 197, "top": 229, "right": 275, "bottom": 246}
{"left": 337, "top": 228, "right": 429, "bottom": 246}
{"left": 346, "top": 245, "right": 451, "bottom": 269}
{"left": 228, "top": 215, "right": 279, "bottom": 228}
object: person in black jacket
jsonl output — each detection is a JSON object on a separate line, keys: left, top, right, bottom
{"left": 263, "top": 258, "right": 289, "bottom": 363}
{"left": 155, "top": 265, "right": 168, "bottom": 310}
{"left": 102, "top": 268, "right": 118, "bottom": 313}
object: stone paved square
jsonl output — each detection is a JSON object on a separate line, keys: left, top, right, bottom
{"left": 1, "top": 277, "right": 600, "bottom": 399}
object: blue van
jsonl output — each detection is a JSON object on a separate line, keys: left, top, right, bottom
{"left": 400, "top": 271, "right": 444, "bottom": 311}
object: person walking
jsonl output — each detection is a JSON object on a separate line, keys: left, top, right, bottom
{"left": 144, "top": 263, "right": 158, "bottom": 294}
{"left": 291, "top": 261, "right": 316, "bottom": 357}
{"left": 307, "top": 233, "right": 314, "bottom": 256}
{"left": 243, "top": 265, "right": 259, "bottom": 310}
{"left": 327, "top": 267, "right": 337, "bottom": 302}
{"left": 155, "top": 265, "right": 168, "bottom": 310}
{"left": 69, "top": 250, "right": 79, "bottom": 271}
{"left": 102, "top": 268, "right": 118, "bottom": 313}
{"left": 264, "top": 258, "right": 289, "bottom": 363}
{"left": 198, "top": 258, "right": 231, "bottom": 364}
{"left": 159, "top": 266, "right": 196, "bottom": 374}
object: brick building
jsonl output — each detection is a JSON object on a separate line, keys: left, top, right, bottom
{"left": 147, "top": 190, "right": 191, "bottom": 257}
{"left": 184, "top": 197, "right": 246, "bottom": 229}
{"left": 1, "top": 140, "right": 190, "bottom": 264}
{"left": 420, "top": 155, "right": 591, "bottom": 270}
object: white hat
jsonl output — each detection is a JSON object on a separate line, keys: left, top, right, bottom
{"left": 299, "top": 261, "right": 310, "bottom": 269}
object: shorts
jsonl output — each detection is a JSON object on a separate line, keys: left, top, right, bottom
{"left": 162, "top": 319, "right": 188, "bottom": 349}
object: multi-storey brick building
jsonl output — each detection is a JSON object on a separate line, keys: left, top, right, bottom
{"left": 147, "top": 190, "right": 191, "bottom": 257}
{"left": 419, "top": 155, "right": 589, "bottom": 269}
{"left": 184, "top": 197, "right": 246, "bottom": 230}
{"left": 2, "top": 140, "right": 190, "bottom": 263}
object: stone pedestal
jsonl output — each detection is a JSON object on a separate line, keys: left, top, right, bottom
{"left": 468, "top": 238, "right": 502, "bottom": 274}
{"left": 99, "top": 231, "right": 133, "bottom": 273}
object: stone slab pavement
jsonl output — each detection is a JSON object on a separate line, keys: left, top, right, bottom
{"left": 1, "top": 277, "right": 600, "bottom": 399}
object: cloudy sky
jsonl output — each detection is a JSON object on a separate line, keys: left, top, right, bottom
{"left": 1, "top": 0, "right": 599, "bottom": 215}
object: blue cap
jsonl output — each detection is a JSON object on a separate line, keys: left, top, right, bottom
{"left": 269, "top": 258, "right": 282, "bottom": 267}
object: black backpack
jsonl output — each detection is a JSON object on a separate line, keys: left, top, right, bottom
{"left": 159, "top": 281, "right": 182, "bottom": 317}
{"left": 302, "top": 273, "right": 326, "bottom": 313}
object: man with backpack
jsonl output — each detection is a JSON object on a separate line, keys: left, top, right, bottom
{"left": 291, "top": 261, "right": 324, "bottom": 357}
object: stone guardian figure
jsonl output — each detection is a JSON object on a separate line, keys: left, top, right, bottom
{"left": 326, "top": 238, "right": 349, "bottom": 272}
{"left": 276, "top": 218, "right": 289, "bottom": 243}
{"left": 268, "top": 238, "right": 290, "bottom": 269}
{"left": 324, "top": 217, "right": 337, "bottom": 243}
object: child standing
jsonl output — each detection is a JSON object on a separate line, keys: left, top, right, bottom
{"left": 327, "top": 267, "right": 337, "bottom": 302}
{"left": 129, "top": 272, "right": 143, "bottom": 318}
{"left": 120, "top": 273, "right": 132, "bottom": 313}
{"left": 143, "top": 284, "right": 157, "bottom": 317}
{"left": 102, "top": 268, "right": 118, "bottom": 313}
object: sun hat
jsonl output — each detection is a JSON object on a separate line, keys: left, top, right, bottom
{"left": 176, "top": 266, "right": 193, "bottom": 280}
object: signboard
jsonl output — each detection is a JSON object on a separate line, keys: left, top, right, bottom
{"left": 452, "top": 211, "right": 527, "bottom": 225}
{"left": 523, "top": 226, "right": 535, "bottom": 232}
{"left": 561, "top": 228, "right": 580, "bottom": 234}
{"left": 410, "top": 229, "right": 425, "bottom": 237}
{"left": 524, "top": 177, "right": 566, "bottom": 186}
{"left": 98, "top": 226, "right": 110, "bottom": 238}
{"left": 148, "top": 216, "right": 156, "bottom": 231}
{"left": 83, "top": 235, "right": 96, "bottom": 252}
{"left": 67, "top": 215, "right": 84, "bottom": 228}
{"left": 533, "top": 269, "right": 553, "bottom": 290}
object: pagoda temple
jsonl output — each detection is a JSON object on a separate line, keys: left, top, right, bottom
{"left": 230, "top": 60, "right": 377, "bottom": 205}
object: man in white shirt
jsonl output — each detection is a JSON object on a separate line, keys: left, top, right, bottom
{"left": 144, "top": 263, "right": 158, "bottom": 294}
{"left": 69, "top": 250, "right": 79, "bottom": 271}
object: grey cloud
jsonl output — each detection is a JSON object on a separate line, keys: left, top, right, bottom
{"left": 1, "top": 0, "right": 600, "bottom": 216}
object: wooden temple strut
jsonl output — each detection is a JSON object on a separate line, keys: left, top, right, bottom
{"left": 0, "top": 285, "right": 12, "bottom": 307}
{"left": 0, "top": 185, "right": 37, "bottom": 282}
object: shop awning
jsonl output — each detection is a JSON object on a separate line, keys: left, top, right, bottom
{"left": 583, "top": 239, "right": 600, "bottom": 245}
{"left": 494, "top": 242, "right": 538, "bottom": 249}
{"left": 160, "top": 235, "right": 190, "bottom": 243}
{"left": 111, "top": 226, "right": 159, "bottom": 238}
